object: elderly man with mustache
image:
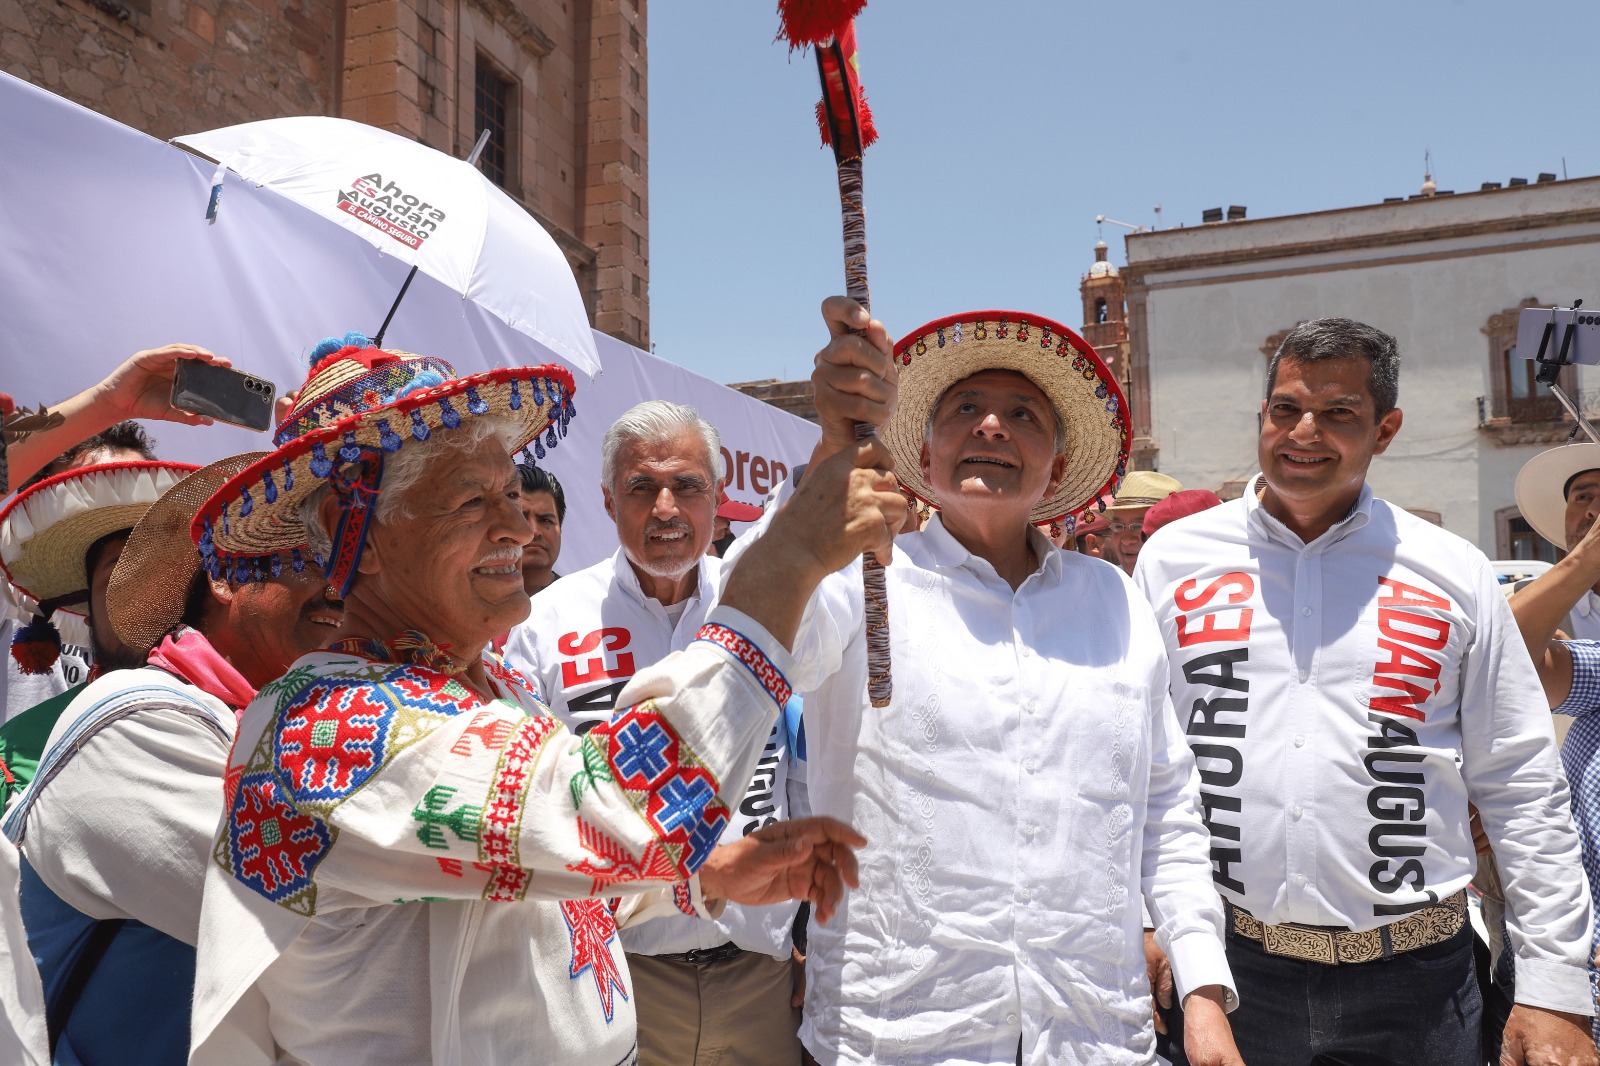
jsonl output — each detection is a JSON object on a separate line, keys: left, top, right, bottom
{"left": 506, "top": 400, "right": 810, "bottom": 1065}
{"left": 188, "top": 344, "right": 890, "bottom": 1065}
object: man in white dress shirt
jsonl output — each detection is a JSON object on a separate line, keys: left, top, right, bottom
{"left": 504, "top": 400, "right": 805, "bottom": 1065}
{"left": 1134, "top": 317, "right": 1596, "bottom": 1066}
{"left": 731, "top": 299, "right": 1241, "bottom": 1066}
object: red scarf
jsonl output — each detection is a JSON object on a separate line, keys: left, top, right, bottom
{"left": 146, "top": 626, "right": 257, "bottom": 714}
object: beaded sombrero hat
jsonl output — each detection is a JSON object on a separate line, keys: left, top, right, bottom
{"left": 882, "top": 311, "right": 1130, "bottom": 524}
{"left": 0, "top": 459, "right": 198, "bottom": 672}
{"left": 193, "top": 333, "right": 576, "bottom": 592}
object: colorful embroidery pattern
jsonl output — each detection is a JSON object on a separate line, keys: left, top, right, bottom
{"left": 219, "top": 659, "right": 465, "bottom": 914}
{"left": 567, "top": 816, "right": 682, "bottom": 895}
{"left": 585, "top": 705, "right": 729, "bottom": 877}
{"left": 672, "top": 882, "right": 697, "bottom": 917}
{"left": 478, "top": 715, "right": 560, "bottom": 901}
{"left": 693, "top": 623, "right": 792, "bottom": 707}
{"left": 275, "top": 679, "right": 393, "bottom": 803}
{"left": 413, "top": 785, "right": 483, "bottom": 849}
{"left": 226, "top": 770, "right": 334, "bottom": 910}
{"left": 486, "top": 653, "right": 542, "bottom": 701}
{"left": 561, "top": 898, "right": 628, "bottom": 1023}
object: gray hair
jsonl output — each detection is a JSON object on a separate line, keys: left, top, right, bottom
{"left": 1266, "top": 318, "right": 1401, "bottom": 416}
{"left": 296, "top": 414, "right": 523, "bottom": 560}
{"left": 599, "top": 400, "right": 723, "bottom": 489}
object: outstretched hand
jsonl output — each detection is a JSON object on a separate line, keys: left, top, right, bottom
{"left": 696, "top": 816, "right": 866, "bottom": 926}
{"left": 93, "top": 343, "right": 232, "bottom": 426}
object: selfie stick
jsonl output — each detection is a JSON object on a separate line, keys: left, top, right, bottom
{"left": 372, "top": 129, "right": 493, "bottom": 348}
{"left": 1531, "top": 300, "right": 1600, "bottom": 447}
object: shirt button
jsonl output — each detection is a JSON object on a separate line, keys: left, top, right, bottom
{"left": 1025, "top": 699, "right": 1038, "bottom": 714}
{"left": 1301, "top": 607, "right": 1312, "bottom": 616}
{"left": 1007, "top": 1013, "right": 1019, "bottom": 1025}
{"left": 1023, "top": 823, "right": 1038, "bottom": 837}
{"left": 1298, "top": 671, "right": 1309, "bottom": 683}
{"left": 1295, "top": 874, "right": 1308, "bottom": 887}
{"left": 1024, "top": 758, "right": 1039, "bottom": 774}
{"left": 1294, "top": 735, "right": 1305, "bottom": 747}
{"left": 1291, "top": 805, "right": 1304, "bottom": 820}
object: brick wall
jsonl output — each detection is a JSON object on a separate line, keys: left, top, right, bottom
{"left": 1, "top": 0, "right": 342, "bottom": 138}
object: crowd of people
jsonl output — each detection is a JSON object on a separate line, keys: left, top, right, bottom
{"left": 2, "top": 296, "right": 1600, "bottom": 1066}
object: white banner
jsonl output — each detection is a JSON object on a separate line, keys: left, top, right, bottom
{"left": 0, "top": 72, "right": 818, "bottom": 572}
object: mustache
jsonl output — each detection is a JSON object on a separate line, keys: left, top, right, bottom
{"left": 474, "top": 547, "right": 523, "bottom": 567}
{"left": 644, "top": 518, "right": 692, "bottom": 534}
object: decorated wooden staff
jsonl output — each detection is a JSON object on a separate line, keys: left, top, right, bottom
{"left": 777, "top": 0, "right": 891, "bottom": 707}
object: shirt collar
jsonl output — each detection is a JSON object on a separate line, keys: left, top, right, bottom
{"left": 920, "top": 512, "right": 1062, "bottom": 583}
{"left": 1580, "top": 590, "right": 1599, "bottom": 618}
{"left": 1242, "top": 473, "right": 1374, "bottom": 548}
{"left": 608, "top": 546, "right": 712, "bottom": 613}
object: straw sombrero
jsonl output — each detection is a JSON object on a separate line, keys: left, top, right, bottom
{"left": 1108, "top": 470, "right": 1182, "bottom": 510}
{"left": 194, "top": 334, "right": 576, "bottom": 590}
{"left": 0, "top": 459, "right": 198, "bottom": 673}
{"left": 0, "top": 460, "right": 199, "bottom": 609}
{"left": 109, "top": 452, "right": 267, "bottom": 656}
{"left": 1514, "top": 442, "right": 1600, "bottom": 549}
{"left": 882, "top": 311, "right": 1129, "bottom": 523}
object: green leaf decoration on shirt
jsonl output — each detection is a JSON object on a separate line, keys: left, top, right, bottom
{"left": 569, "top": 736, "right": 614, "bottom": 810}
{"left": 412, "top": 784, "right": 483, "bottom": 849}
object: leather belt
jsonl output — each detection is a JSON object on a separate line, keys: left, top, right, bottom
{"left": 1228, "top": 891, "right": 1467, "bottom": 965}
{"left": 654, "top": 941, "right": 743, "bottom": 966}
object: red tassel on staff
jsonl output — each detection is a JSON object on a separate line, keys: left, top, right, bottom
{"left": 776, "top": 0, "right": 865, "bottom": 49}
{"left": 812, "top": 21, "right": 877, "bottom": 160}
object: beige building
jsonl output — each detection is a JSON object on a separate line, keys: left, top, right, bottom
{"left": 1, "top": 0, "right": 650, "bottom": 347}
{"left": 1118, "top": 175, "right": 1600, "bottom": 558}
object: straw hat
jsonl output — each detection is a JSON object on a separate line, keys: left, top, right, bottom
{"left": 1108, "top": 470, "right": 1182, "bottom": 510}
{"left": 1513, "top": 442, "right": 1600, "bottom": 549}
{"left": 0, "top": 460, "right": 199, "bottom": 609}
{"left": 0, "top": 459, "right": 197, "bottom": 673}
{"left": 108, "top": 452, "right": 267, "bottom": 656}
{"left": 881, "top": 311, "right": 1129, "bottom": 523}
{"left": 193, "top": 333, "right": 576, "bottom": 587}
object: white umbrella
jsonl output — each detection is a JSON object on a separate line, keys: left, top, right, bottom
{"left": 172, "top": 116, "right": 600, "bottom": 377}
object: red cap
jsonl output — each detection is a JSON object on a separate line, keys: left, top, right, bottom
{"left": 715, "top": 484, "right": 764, "bottom": 523}
{"left": 1142, "top": 489, "right": 1223, "bottom": 536}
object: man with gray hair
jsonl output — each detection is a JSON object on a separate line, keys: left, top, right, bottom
{"left": 505, "top": 399, "right": 807, "bottom": 1065}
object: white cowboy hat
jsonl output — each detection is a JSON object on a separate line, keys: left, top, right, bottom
{"left": 1514, "top": 442, "right": 1600, "bottom": 549}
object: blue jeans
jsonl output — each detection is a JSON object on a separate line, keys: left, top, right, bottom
{"left": 1224, "top": 919, "right": 1481, "bottom": 1066}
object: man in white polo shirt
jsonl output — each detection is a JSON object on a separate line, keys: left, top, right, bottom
{"left": 504, "top": 400, "right": 802, "bottom": 1065}
{"left": 1134, "top": 317, "right": 1596, "bottom": 1065}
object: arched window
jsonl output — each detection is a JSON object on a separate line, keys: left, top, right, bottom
{"left": 1095, "top": 297, "right": 1108, "bottom": 324}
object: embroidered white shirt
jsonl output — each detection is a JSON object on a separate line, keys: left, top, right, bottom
{"left": 1133, "top": 481, "right": 1593, "bottom": 1014}
{"left": 727, "top": 511, "right": 1233, "bottom": 1066}
{"left": 504, "top": 549, "right": 795, "bottom": 960}
{"left": 190, "top": 606, "right": 793, "bottom": 1066}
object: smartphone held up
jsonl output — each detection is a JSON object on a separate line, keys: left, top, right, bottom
{"left": 170, "top": 361, "right": 276, "bottom": 432}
